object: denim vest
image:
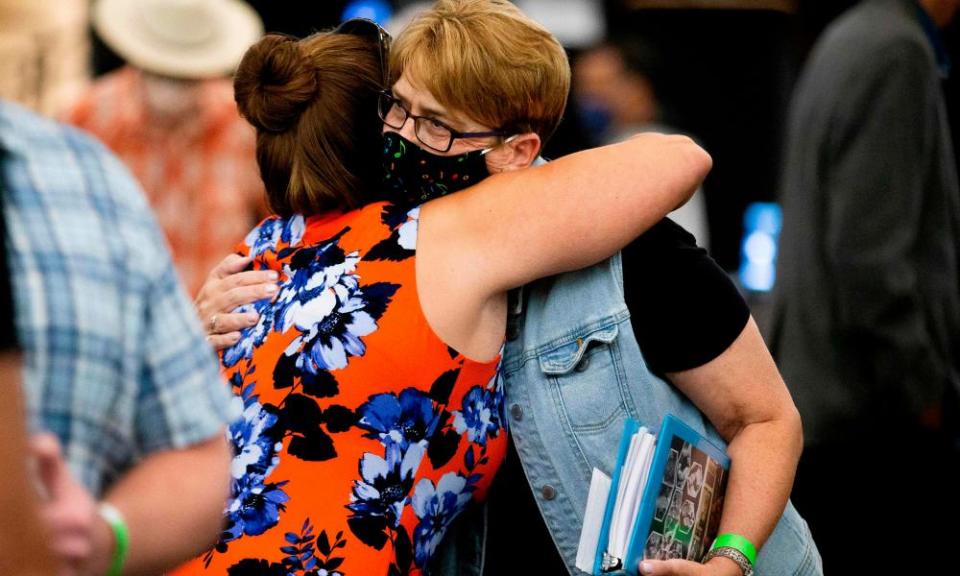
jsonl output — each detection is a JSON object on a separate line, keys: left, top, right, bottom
{"left": 431, "top": 254, "right": 822, "bottom": 575}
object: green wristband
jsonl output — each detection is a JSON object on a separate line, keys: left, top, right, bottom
{"left": 98, "top": 503, "right": 129, "bottom": 576}
{"left": 710, "top": 533, "right": 757, "bottom": 566}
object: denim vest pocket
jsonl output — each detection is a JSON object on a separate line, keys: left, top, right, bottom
{"left": 538, "top": 320, "right": 628, "bottom": 468}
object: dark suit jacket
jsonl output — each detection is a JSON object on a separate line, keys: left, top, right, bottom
{"left": 771, "top": 0, "right": 960, "bottom": 444}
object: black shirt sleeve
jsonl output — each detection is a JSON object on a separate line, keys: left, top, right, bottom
{"left": 622, "top": 218, "right": 749, "bottom": 375}
{"left": 0, "top": 195, "right": 18, "bottom": 351}
{"left": 483, "top": 219, "right": 753, "bottom": 576}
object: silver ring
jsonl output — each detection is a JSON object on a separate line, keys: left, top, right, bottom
{"left": 208, "top": 314, "right": 219, "bottom": 334}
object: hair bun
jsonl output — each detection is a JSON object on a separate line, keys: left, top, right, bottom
{"left": 235, "top": 34, "right": 318, "bottom": 133}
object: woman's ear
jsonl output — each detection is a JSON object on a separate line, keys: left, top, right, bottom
{"left": 485, "top": 132, "right": 542, "bottom": 173}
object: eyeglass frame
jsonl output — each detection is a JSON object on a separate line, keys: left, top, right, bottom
{"left": 378, "top": 90, "right": 509, "bottom": 153}
{"left": 334, "top": 18, "right": 391, "bottom": 90}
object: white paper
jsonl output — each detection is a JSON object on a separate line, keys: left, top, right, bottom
{"left": 611, "top": 429, "right": 657, "bottom": 559}
{"left": 609, "top": 432, "right": 642, "bottom": 553}
{"left": 576, "top": 468, "right": 613, "bottom": 573}
{"left": 624, "top": 433, "right": 657, "bottom": 551}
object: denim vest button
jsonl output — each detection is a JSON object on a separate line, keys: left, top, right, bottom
{"left": 575, "top": 356, "right": 590, "bottom": 372}
{"left": 510, "top": 404, "right": 523, "bottom": 421}
{"left": 541, "top": 484, "right": 557, "bottom": 500}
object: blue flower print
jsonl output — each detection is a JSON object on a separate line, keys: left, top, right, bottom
{"left": 224, "top": 217, "right": 309, "bottom": 368}
{"left": 273, "top": 234, "right": 399, "bottom": 372}
{"left": 274, "top": 240, "right": 360, "bottom": 336}
{"left": 347, "top": 446, "right": 424, "bottom": 528}
{"left": 487, "top": 359, "right": 508, "bottom": 434}
{"left": 228, "top": 382, "right": 283, "bottom": 477}
{"left": 224, "top": 473, "right": 291, "bottom": 541}
{"left": 245, "top": 218, "right": 282, "bottom": 258}
{"left": 396, "top": 207, "right": 419, "bottom": 251}
{"left": 245, "top": 215, "right": 305, "bottom": 257}
{"left": 282, "top": 215, "right": 305, "bottom": 247}
{"left": 283, "top": 279, "right": 399, "bottom": 373}
{"left": 222, "top": 382, "right": 289, "bottom": 542}
{"left": 356, "top": 389, "right": 442, "bottom": 455}
{"left": 411, "top": 472, "right": 473, "bottom": 567}
{"left": 303, "top": 283, "right": 379, "bottom": 371}
{"left": 365, "top": 206, "right": 420, "bottom": 262}
{"left": 223, "top": 299, "right": 276, "bottom": 368}
{"left": 451, "top": 386, "right": 501, "bottom": 446}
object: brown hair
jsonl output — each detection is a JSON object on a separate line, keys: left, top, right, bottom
{"left": 234, "top": 32, "right": 384, "bottom": 216}
{"left": 390, "top": 0, "right": 570, "bottom": 143}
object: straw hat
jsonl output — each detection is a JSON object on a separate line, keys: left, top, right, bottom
{"left": 92, "top": 0, "right": 263, "bottom": 79}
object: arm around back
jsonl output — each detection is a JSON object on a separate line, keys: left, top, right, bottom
{"left": 414, "top": 134, "right": 710, "bottom": 359}
{"left": 423, "top": 133, "right": 711, "bottom": 300}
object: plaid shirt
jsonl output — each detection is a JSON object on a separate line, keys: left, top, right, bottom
{"left": 0, "top": 100, "right": 237, "bottom": 496}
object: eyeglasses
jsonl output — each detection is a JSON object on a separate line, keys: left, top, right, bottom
{"left": 378, "top": 91, "right": 508, "bottom": 153}
{"left": 334, "top": 18, "right": 391, "bottom": 89}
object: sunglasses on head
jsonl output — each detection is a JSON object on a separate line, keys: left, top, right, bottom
{"left": 334, "top": 18, "right": 392, "bottom": 90}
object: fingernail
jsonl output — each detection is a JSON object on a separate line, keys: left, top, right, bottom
{"left": 265, "top": 284, "right": 278, "bottom": 294}
{"left": 639, "top": 561, "right": 654, "bottom": 575}
{"left": 266, "top": 271, "right": 278, "bottom": 280}
{"left": 247, "top": 313, "right": 259, "bottom": 325}
{"left": 230, "top": 333, "right": 241, "bottom": 343}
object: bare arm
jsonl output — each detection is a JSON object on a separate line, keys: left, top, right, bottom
{"left": 417, "top": 133, "right": 711, "bottom": 358}
{"left": 426, "top": 133, "right": 711, "bottom": 296}
{"left": 34, "top": 434, "right": 231, "bottom": 576}
{"left": 101, "top": 434, "right": 231, "bottom": 575}
{"left": 197, "top": 134, "right": 710, "bottom": 357}
{"left": 0, "top": 353, "right": 55, "bottom": 576}
{"left": 644, "top": 317, "right": 802, "bottom": 576}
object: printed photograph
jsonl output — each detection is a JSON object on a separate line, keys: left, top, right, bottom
{"left": 644, "top": 532, "right": 663, "bottom": 560}
{"left": 654, "top": 485, "right": 673, "bottom": 521}
{"left": 685, "top": 462, "right": 704, "bottom": 499}
{"left": 664, "top": 448, "right": 679, "bottom": 487}
{"left": 680, "top": 499, "right": 696, "bottom": 532}
{"left": 676, "top": 442, "right": 693, "bottom": 485}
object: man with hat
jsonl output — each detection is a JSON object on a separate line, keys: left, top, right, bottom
{"left": 65, "top": 0, "right": 267, "bottom": 296}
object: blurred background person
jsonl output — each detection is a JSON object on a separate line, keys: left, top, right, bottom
{"left": 0, "top": 190, "right": 55, "bottom": 576}
{"left": 771, "top": 0, "right": 960, "bottom": 572}
{"left": 0, "top": 0, "right": 89, "bottom": 116}
{"left": 574, "top": 38, "right": 709, "bottom": 248}
{"left": 2, "top": 93, "right": 235, "bottom": 573}
{"left": 64, "top": 0, "right": 267, "bottom": 295}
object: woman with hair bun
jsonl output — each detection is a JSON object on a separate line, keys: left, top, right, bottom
{"left": 175, "top": 18, "right": 709, "bottom": 576}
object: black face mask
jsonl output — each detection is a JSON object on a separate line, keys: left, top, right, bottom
{"left": 381, "top": 131, "right": 491, "bottom": 206}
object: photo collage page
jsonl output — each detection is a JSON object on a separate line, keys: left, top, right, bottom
{"left": 643, "top": 437, "right": 727, "bottom": 562}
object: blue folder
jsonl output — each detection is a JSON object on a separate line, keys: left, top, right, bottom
{"left": 592, "top": 414, "right": 731, "bottom": 575}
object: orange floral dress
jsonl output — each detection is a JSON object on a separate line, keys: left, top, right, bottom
{"left": 172, "top": 202, "right": 507, "bottom": 576}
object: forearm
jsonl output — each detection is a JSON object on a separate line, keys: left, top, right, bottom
{"left": 0, "top": 353, "right": 56, "bottom": 576}
{"left": 717, "top": 409, "right": 802, "bottom": 550}
{"left": 668, "top": 318, "right": 804, "bottom": 557}
{"left": 99, "top": 434, "right": 231, "bottom": 575}
{"left": 453, "top": 133, "right": 712, "bottom": 293}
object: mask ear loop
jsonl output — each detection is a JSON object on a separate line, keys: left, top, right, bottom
{"left": 480, "top": 134, "right": 519, "bottom": 156}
